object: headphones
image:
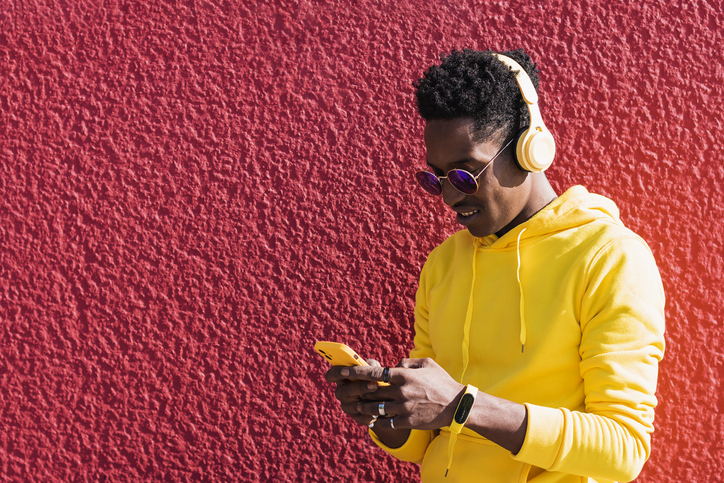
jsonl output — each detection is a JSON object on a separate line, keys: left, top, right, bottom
{"left": 491, "top": 53, "right": 556, "bottom": 172}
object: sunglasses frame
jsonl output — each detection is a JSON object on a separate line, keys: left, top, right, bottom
{"left": 415, "top": 136, "right": 515, "bottom": 196}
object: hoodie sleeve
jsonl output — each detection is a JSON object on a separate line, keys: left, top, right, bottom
{"left": 368, "top": 256, "right": 437, "bottom": 463}
{"left": 512, "top": 235, "right": 666, "bottom": 482}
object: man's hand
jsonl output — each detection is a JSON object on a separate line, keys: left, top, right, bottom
{"left": 325, "top": 359, "right": 386, "bottom": 428}
{"left": 332, "top": 358, "right": 465, "bottom": 431}
{"left": 325, "top": 357, "right": 527, "bottom": 453}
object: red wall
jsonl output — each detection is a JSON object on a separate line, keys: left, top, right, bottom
{"left": 1, "top": 0, "right": 722, "bottom": 481}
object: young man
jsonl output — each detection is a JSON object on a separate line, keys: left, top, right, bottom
{"left": 326, "top": 49, "right": 665, "bottom": 482}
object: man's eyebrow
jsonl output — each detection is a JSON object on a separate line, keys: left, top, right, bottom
{"left": 426, "top": 157, "right": 480, "bottom": 168}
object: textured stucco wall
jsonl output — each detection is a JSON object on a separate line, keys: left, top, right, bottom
{"left": 1, "top": 0, "right": 722, "bottom": 481}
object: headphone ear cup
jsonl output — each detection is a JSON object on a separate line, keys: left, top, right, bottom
{"left": 515, "top": 126, "right": 556, "bottom": 172}
{"left": 513, "top": 128, "right": 529, "bottom": 171}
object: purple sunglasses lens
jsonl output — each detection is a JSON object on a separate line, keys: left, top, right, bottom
{"left": 415, "top": 171, "right": 443, "bottom": 196}
{"left": 447, "top": 170, "right": 478, "bottom": 194}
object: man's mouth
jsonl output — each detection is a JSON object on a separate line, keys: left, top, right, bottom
{"left": 456, "top": 209, "right": 480, "bottom": 225}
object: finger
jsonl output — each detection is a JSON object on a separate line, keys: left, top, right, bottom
{"left": 372, "top": 415, "right": 406, "bottom": 431}
{"left": 347, "top": 412, "right": 377, "bottom": 427}
{"left": 338, "top": 365, "right": 378, "bottom": 381}
{"left": 326, "top": 365, "right": 354, "bottom": 383}
{"left": 359, "top": 384, "right": 396, "bottom": 400}
{"left": 334, "top": 380, "right": 380, "bottom": 402}
{"left": 343, "top": 365, "right": 402, "bottom": 385}
{"left": 341, "top": 406, "right": 378, "bottom": 427}
{"left": 366, "top": 359, "right": 381, "bottom": 367}
{"left": 362, "top": 415, "right": 378, "bottom": 428}
{"left": 326, "top": 364, "right": 382, "bottom": 383}
{"left": 341, "top": 401, "right": 366, "bottom": 417}
{"left": 357, "top": 400, "right": 405, "bottom": 418}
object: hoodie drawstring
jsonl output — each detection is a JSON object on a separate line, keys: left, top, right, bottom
{"left": 459, "top": 242, "right": 478, "bottom": 383}
{"left": 516, "top": 228, "right": 527, "bottom": 353}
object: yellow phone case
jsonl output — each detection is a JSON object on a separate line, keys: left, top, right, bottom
{"left": 314, "top": 341, "right": 369, "bottom": 366}
{"left": 314, "top": 341, "right": 389, "bottom": 385}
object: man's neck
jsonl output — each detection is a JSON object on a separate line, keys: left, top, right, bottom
{"left": 495, "top": 173, "right": 557, "bottom": 238}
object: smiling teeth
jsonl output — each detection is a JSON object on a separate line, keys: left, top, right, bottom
{"left": 461, "top": 211, "right": 477, "bottom": 216}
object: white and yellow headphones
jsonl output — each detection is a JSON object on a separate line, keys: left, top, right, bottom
{"left": 492, "top": 53, "right": 556, "bottom": 172}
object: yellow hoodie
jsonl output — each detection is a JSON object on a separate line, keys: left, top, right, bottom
{"left": 371, "top": 186, "right": 665, "bottom": 483}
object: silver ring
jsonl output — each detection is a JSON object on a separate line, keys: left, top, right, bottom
{"left": 390, "top": 418, "right": 395, "bottom": 430}
{"left": 368, "top": 416, "right": 378, "bottom": 428}
{"left": 382, "top": 367, "right": 390, "bottom": 383}
{"left": 378, "top": 402, "right": 386, "bottom": 416}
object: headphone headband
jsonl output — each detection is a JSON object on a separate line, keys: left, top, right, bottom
{"left": 492, "top": 54, "right": 539, "bottom": 104}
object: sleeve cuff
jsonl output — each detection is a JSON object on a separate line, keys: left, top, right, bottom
{"left": 369, "top": 428, "right": 435, "bottom": 464}
{"left": 510, "top": 403, "right": 566, "bottom": 469}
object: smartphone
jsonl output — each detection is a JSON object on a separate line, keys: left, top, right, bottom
{"left": 314, "top": 341, "right": 389, "bottom": 385}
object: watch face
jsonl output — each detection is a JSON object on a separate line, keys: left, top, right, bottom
{"left": 454, "top": 394, "right": 475, "bottom": 424}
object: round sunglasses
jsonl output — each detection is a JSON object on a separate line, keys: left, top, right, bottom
{"left": 415, "top": 137, "right": 515, "bottom": 196}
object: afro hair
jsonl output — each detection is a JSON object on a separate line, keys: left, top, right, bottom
{"left": 414, "top": 48, "right": 540, "bottom": 144}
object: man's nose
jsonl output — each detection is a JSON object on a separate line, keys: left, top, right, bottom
{"left": 442, "top": 180, "right": 466, "bottom": 207}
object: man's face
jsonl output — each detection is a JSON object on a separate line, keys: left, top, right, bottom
{"left": 423, "top": 118, "right": 533, "bottom": 238}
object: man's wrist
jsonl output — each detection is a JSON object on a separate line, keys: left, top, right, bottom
{"left": 445, "top": 384, "right": 468, "bottom": 427}
{"left": 449, "top": 384, "right": 479, "bottom": 432}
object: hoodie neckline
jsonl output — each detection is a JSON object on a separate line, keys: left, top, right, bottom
{"left": 472, "top": 185, "right": 621, "bottom": 250}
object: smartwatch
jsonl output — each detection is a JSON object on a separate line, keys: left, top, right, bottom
{"left": 446, "top": 384, "right": 478, "bottom": 476}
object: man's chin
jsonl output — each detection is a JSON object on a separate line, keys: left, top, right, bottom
{"left": 465, "top": 224, "right": 496, "bottom": 239}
